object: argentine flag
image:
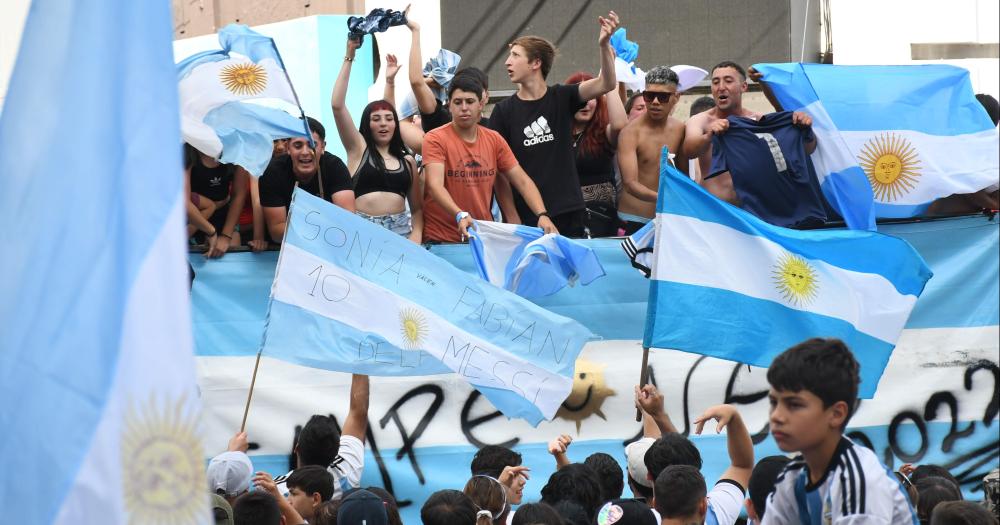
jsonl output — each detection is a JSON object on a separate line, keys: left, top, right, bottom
{"left": 754, "top": 63, "right": 1000, "bottom": 221}
{"left": 644, "top": 150, "right": 933, "bottom": 397}
{"left": 468, "top": 221, "right": 606, "bottom": 298}
{"left": 261, "top": 189, "right": 594, "bottom": 425}
{"left": 178, "top": 24, "right": 309, "bottom": 176}
{"left": 0, "top": 0, "right": 208, "bottom": 523}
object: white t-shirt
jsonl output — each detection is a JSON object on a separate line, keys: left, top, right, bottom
{"left": 274, "top": 435, "right": 365, "bottom": 501}
{"left": 761, "top": 437, "right": 918, "bottom": 525}
{"left": 650, "top": 479, "right": 745, "bottom": 525}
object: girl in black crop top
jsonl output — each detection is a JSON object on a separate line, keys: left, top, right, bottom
{"left": 332, "top": 37, "right": 423, "bottom": 243}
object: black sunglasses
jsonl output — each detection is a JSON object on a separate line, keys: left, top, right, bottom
{"left": 642, "top": 91, "right": 676, "bottom": 103}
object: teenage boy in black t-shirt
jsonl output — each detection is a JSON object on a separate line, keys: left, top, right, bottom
{"left": 487, "top": 12, "right": 620, "bottom": 238}
{"left": 260, "top": 117, "right": 355, "bottom": 241}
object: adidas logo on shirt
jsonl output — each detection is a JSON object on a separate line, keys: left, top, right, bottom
{"left": 209, "top": 176, "right": 223, "bottom": 186}
{"left": 522, "top": 116, "right": 554, "bottom": 146}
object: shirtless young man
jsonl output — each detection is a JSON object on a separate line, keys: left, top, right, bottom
{"left": 616, "top": 66, "right": 687, "bottom": 234}
{"left": 683, "top": 61, "right": 762, "bottom": 204}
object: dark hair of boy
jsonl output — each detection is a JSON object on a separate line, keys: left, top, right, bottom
{"left": 421, "top": 489, "right": 478, "bottom": 525}
{"left": 550, "top": 500, "right": 589, "bottom": 525}
{"left": 539, "top": 463, "right": 603, "bottom": 521}
{"left": 297, "top": 415, "right": 341, "bottom": 468}
{"left": 625, "top": 92, "right": 643, "bottom": 114}
{"left": 917, "top": 476, "right": 963, "bottom": 524}
{"left": 455, "top": 67, "right": 490, "bottom": 91}
{"left": 471, "top": 445, "right": 522, "bottom": 478}
{"left": 766, "top": 338, "right": 860, "bottom": 429}
{"left": 653, "top": 465, "right": 707, "bottom": 519}
{"left": 711, "top": 60, "right": 747, "bottom": 81}
{"left": 286, "top": 465, "right": 334, "bottom": 502}
{"left": 448, "top": 75, "right": 485, "bottom": 101}
{"left": 690, "top": 96, "right": 716, "bottom": 118}
{"left": 510, "top": 502, "right": 565, "bottom": 525}
{"left": 748, "top": 455, "right": 792, "bottom": 520}
{"left": 231, "top": 492, "right": 282, "bottom": 525}
{"left": 911, "top": 464, "right": 963, "bottom": 493}
{"left": 305, "top": 116, "right": 326, "bottom": 141}
{"left": 930, "top": 500, "right": 998, "bottom": 525}
{"left": 584, "top": 452, "right": 625, "bottom": 501}
{"left": 365, "top": 486, "right": 404, "bottom": 525}
{"left": 643, "top": 432, "right": 703, "bottom": 480}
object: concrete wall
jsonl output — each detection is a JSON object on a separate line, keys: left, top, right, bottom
{"left": 173, "top": 0, "right": 364, "bottom": 39}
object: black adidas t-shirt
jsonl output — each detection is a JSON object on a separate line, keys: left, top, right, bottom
{"left": 488, "top": 84, "right": 586, "bottom": 218}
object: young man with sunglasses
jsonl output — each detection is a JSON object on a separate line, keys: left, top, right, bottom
{"left": 616, "top": 66, "right": 687, "bottom": 235}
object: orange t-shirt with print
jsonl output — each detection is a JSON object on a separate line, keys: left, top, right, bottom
{"left": 421, "top": 124, "right": 519, "bottom": 243}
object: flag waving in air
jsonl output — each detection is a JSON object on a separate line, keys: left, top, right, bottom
{"left": 261, "top": 189, "right": 595, "bottom": 425}
{"left": 178, "top": 24, "right": 309, "bottom": 176}
{"left": 643, "top": 150, "right": 932, "bottom": 397}
{"left": 0, "top": 0, "right": 208, "bottom": 522}
{"left": 754, "top": 63, "right": 1000, "bottom": 221}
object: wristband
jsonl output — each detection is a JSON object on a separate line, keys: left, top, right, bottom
{"left": 455, "top": 211, "right": 471, "bottom": 224}
{"left": 219, "top": 232, "right": 232, "bottom": 240}
{"left": 537, "top": 211, "right": 550, "bottom": 218}
{"left": 344, "top": 56, "right": 354, "bottom": 62}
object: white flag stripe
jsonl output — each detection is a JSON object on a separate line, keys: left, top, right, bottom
{"left": 179, "top": 57, "right": 297, "bottom": 122}
{"left": 651, "top": 213, "right": 917, "bottom": 343}
{"left": 273, "top": 243, "right": 573, "bottom": 419}
{"left": 838, "top": 127, "right": 1000, "bottom": 204}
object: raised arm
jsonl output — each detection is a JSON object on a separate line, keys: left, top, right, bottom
{"left": 405, "top": 11, "right": 438, "bottom": 115}
{"left": 331, "top": 38, "right": 366, "bottom": 159}
{"left": 748, "top": 66, "right": 783, "bottom": 113}
{"left": 618, "top": 126, "right": 658, "bottom": 202}
{"left": 383, "top": 53, "right": 400, "bottom": 108}
{"left": 605, "top": 88, "right": 628, "bottom": 147}
{"left": 341, "top": 374, "right": 370, "bottom": 442}
{"left": 578, "top": 11, "right": 620, "bottom": 102}
{"left": 693, "top": 404, "right": 753, "bottom": 488}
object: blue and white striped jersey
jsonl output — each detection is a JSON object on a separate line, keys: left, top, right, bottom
{"left": 761, "top": 437, "right": 917, "bottom": 525}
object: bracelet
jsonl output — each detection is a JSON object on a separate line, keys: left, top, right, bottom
{"left": 455, "top": 211, "right": 471, "bottom": 224}
{"left": 219, "top": 232, "right": 232, "bottom": 240}
{"left": 344, "top": 56, "right": 354, "bottom": 62}
{"left": 537, "top": 211, "right": 550, "bottom": 218}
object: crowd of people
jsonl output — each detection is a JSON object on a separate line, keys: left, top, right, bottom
{"left": 206, "top": 338, "right": 1000, "bottom": 524}
{"left": 185, "top": 8, "right": 1000, "bottom": 257}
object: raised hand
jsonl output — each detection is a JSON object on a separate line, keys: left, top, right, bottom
{"left": 597, "top": 11, "right": 620, "bottom": 47}
{"left": 634, "top": 384, "right": 664, "bottom": 416}
{"left": 693, "top": 404, "right": 739, "bottom": 435}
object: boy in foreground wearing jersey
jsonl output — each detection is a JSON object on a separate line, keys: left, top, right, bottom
{"left": 762, "top": 338, "right": 917, "bottom": 524}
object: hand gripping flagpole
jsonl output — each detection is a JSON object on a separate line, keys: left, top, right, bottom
{"left": 636, "top": 347, "right": 650, "bottom": 422}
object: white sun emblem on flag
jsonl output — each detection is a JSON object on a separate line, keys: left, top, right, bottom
{"left": 857, "top": 132, "right": 921, "bottom": 202}
{"left": 219, "top": 62, "right": 267, "bottom": 96}
{"left": 399, "top": 308, "right": 429, "bottom": 349}
{"left": 122, "top": 394, "right": 206, "bottom": 524}
{"left": 772, "top": 252, "right": 819, "bottom": 307}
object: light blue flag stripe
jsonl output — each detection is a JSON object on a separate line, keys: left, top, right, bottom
{"left": 0, "top": 0, "right": 182, "bottom": 520}
{"left": 654, "top": 155, "right": 932, "bottom": 297}
{"left": 642, "top": 280, "right": 894, "bottom": 397}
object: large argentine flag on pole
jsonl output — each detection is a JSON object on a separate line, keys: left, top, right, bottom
{"left": 754, "top": 63, "right": 1000, "bottom": 220}
{"left": 178, "top": 24, "right": 308, "bottom": 176}
{"left": 262, "top": 189, "right": 594, "bottom": 425}
{"left": 643, "top": 150, "right": 933, "bottom": 397}
{"left": 0, "top": 0, "right": 209, "bottom": 523}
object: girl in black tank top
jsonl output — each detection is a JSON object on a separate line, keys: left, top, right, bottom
{"left": 332, "top": 37, "right": 424, "bottom": 242}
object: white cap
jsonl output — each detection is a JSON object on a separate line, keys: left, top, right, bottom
{"left": 206, "top": 451, "right": 253, "bottom": 498}
{"left": 625, "top": 437, "right": 657, "bottom": 488}
{"left": 671, "top": 65, "right": 708, "bottom": 92}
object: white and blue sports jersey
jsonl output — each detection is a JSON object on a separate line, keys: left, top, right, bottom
{"left": 761, "top": 437, "right": 917, "bottom": 525}
{"left": 650, "top": 479, "right": 746, "bottom": 525}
